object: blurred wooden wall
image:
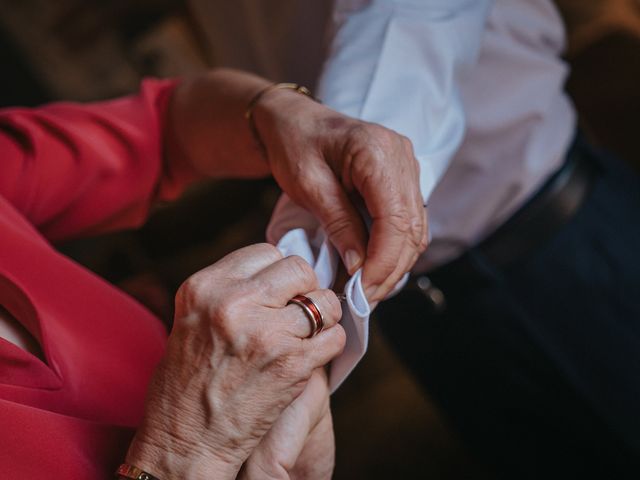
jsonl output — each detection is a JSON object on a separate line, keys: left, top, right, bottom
{"left": 558, "top": 0, "right": 640, "bottom": 168}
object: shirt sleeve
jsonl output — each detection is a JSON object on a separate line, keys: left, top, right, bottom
{"left": 0, "top": 78, "right": 192, "bottom": 242}
{"left": 317, "top": 0, "right": 493, "bottom": 202}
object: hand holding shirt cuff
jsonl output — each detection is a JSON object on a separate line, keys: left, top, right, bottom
{"left": 269, "top": 195, "right": 407, "bottom": 391}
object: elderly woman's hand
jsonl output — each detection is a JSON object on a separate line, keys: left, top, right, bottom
{"left": 238, "top": 368, "right": 335, "bottom": 480}
{"left": 168, "top": 69, "right": 427, "bottom": 304}
{"left": 252, "top": 88, "right": 428, "bottom": 302}
{"left": 125, "top": 244, "right": 345, "bottom": 479}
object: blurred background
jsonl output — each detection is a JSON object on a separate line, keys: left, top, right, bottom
{"left": 0, "top": 1, "right": 638, "bottom": 478}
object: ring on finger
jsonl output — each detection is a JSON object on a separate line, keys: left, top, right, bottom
{"left": 287, "top": 294, "right": 325, "bottom": 338}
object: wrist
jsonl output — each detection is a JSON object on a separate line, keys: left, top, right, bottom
{"left": 126, "top": 431, "right": 241, "bottom": 480}
{"left": 165, "top": 69, "right": 273, "bottom": 180}
{"left": 250, "top": 84, "right": 316, "bottom": 148}
{"left": 163, "top": 79, "right": 209, "bottom": 185}
{"left": 253, "top": 85, "right": 309, "bottom": 118}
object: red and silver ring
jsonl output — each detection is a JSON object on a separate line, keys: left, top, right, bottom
{"left": 287, "top": 294, "right": 325, "bottom": 338}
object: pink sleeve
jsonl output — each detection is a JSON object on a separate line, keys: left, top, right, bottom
{"left": 0, "top": 78, "right": 192, "bottom": 242}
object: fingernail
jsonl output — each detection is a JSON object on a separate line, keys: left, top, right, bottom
{"left": 365, "top": 285, "right": 378, "bottom": 301}
{"left": 344, "top": 249, "right": 361, "bottom": 274}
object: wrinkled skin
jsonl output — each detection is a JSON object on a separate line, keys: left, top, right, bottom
{"left": 239, "top": 369, "right": 335, "bottom": 480}
{"left": 254, "top": 88, "right": 428, "bottom": 301}
{"left": 169, "top": 70, "right": 428, "bottom": 303}
{"left": 126, "top": 244, "right": 345, "bottom": 479}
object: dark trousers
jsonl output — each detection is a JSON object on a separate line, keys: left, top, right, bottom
{"left": 377, "top": 141, "right": 640, "bottom": 479}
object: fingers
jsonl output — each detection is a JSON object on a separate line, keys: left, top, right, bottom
{"left": 363, "top": 205, "right": 425, "bottom": 301}
{"left": 265, "top": 107, "right": 426, "bottom": 302}
{"left": 289, "top": 383, "right": 335, "bottom": 480}
{"left": 365, "top": 234, "right": 420, "bottom": 301}
{"left": 238, "top": 370, "right": 331, "bottom": 480}
{"left": 360, "top": 203, "right": 424, "bottom": 301}
{"left": 361, "top": 211, "right": 409, "bottom": 297}
{"left": 198, "top": 243, "right": 284, "bottom": 280}
{"left": 280, "top": 289, "right": 342, "bottom": 338}
{"left": 302, "top": 324, "right": 347, "bottom": 368}
{"left": 291, "top": 159, "right": 369, "bottom": 276}
{"left": 292, "top": 369, "right": 331, "bottom": 433}
{"left": 351, "top": 133, "right": 427, "bottom": 301}
{"left": 250, "top": 255, "right": 319, "bottom": 308}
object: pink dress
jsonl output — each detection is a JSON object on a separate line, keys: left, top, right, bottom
{"left": 0, "top": 79, "right": 187, "bottom": 478}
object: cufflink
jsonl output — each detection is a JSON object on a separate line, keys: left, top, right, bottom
{"left": 414, "top": 275, "right": 446, "bottom": 313}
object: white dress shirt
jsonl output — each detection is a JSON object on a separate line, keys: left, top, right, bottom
{"left": 269, "top": 0, "right": 576, "bottom": 388}
{"left": 319, "top": 0, "right": 576, "bottom": 269}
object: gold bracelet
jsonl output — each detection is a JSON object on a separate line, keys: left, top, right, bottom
{"left": 244, "top": 83, "right": 315, "bottom": 149}
{"left": 116, "top": 463, "right": 161, "bottom": 480}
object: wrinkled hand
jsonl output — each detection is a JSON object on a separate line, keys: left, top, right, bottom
{"left": 239, "top": 369, "right": 335, "bottom": 480}
{"left": 253, "top": 89, "right": 428, "bottom": 301}
{"left": 126, "top": 244, "right": 345, "bottom": 479}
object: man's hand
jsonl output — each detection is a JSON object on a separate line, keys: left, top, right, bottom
{"left": 239, "top": 369, "right": 335, "bottom": 480}
{"left": 253, "top": 88, "right": 428, "bottom": 302}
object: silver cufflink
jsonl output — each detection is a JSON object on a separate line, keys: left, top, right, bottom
{"left": 415, "top": 275, "right": 446, "bottom": 313}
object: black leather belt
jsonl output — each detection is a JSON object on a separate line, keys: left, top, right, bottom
{"left": 408, "top": 136, "right": 600, "bottom": 311}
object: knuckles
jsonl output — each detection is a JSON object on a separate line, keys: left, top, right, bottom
{"left": 323, "top": 212, "right": 357, "bottom": 239}
{"left": 346, "top": 122, "right": 421, "bottom": 183}
{"left": 209, "top": 294, "right": 246, "bottom": 332}
{"left": 277, "top": 355, "right": 312, "bottom": 382}
{"left": 280, "top": 255, "right": 317, "bottom": 288}
{"left": 347, "top": 123, "right": 405, "bottom": 162}
{"left": 386, "top": 210, "right": 415, "bottom": 236}
{"left": 401, "top": 134, "right": 414, "bottom": 153}
{"left": 244, "top": 243, "right": 283, "bottom": 264}
{"left": 175, "top": 272, "right": 208, "bottom": 314}
{"left": 293, "top": 163, "right": 320, "bottom": 192}
{"left": 235, "top": 329, "right": 284, "bottom": 364}
{"left": 267, "top": 343, "right": 313, "bottom": 382}
{"left": 317, "top": 289, "right": 342, "bottom": 324}
{"left": 173, "top": 246, "right": 342, "bottom": 386}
